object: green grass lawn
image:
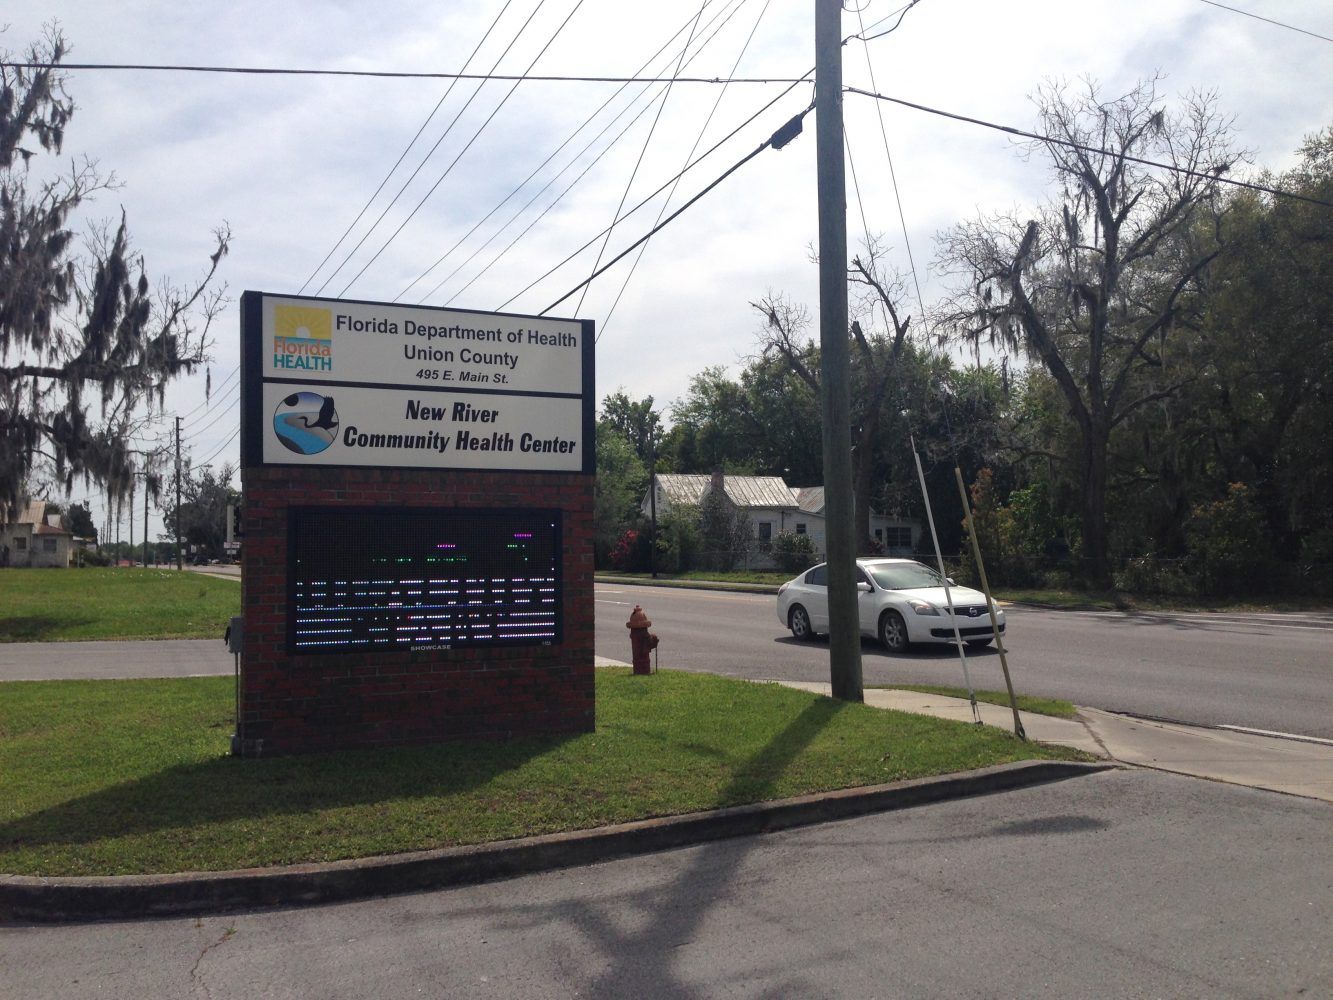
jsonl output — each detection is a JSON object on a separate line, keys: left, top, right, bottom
{"left": 0, "top": 568, "right": 240, "bottom": 641}
{"left": 868, "top": 684, "right": 1077, "bottom": 719}
{"left": 0, "top": 668, "right": 1086, "bottom": 877}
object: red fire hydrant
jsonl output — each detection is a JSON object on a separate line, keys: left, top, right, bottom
{"left": 626, "top": 604, "right": 659, "bottom": 675}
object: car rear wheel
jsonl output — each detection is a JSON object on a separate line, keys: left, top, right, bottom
{"left": 879, "top": 610, "right": 909, "bottom": 653}
{"left": 789, "top": 605, "right": 814, "bottom": 641}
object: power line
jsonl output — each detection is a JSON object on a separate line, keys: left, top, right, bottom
{"left": 854, "top": 0, "right": 926, "bottom": 322}
{"left": 540, "top": 104, "right": 812, "bottom": 316}
{"left": 495, "top": 74, "right": 812, "bottom": 312}
{"left": 181, "top": 391, "right": 240, "bottom": 443}
{"left": 298, "top": 0, "right": 520, "bottom": 295}
{"left": 599, "top": 0, "right": 775, "bottom": 341}
{"left": 316, "top": 0, "right": 559, "bottom": 296}
{"left": 575, "top": 1, "right": 710, "bottom": 316}
{"left": 1194, "top": 0, "right": 1333, "bottom": 44}
{"left": 195, "top": 426, "right": 240, "bottom": 468}
{"left": 847, "top": 1, "right": 921, "bottom": 44}
{"left": 336, "top": 0, "right": 591, "bottom": 297}
{"left": 399, "top": 0, "right": 751, "bottom": 304}
{"left": 450, "top": 0, "right": 783, "bottom": 310}
{"left": 0, "top": 60, "right": 807, "bottom": 83}
{"left": 846, "top": 87, "right": 1333, "bottom": 209}
{"left": 173, "top": 364, "right": 239, "bottom": 420}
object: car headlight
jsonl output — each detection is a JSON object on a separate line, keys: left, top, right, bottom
{"left": 908, "top": 599, "right": 939, "bottom": 616}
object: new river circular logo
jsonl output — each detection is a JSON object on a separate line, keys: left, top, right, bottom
{"left": 273, "top": 391, "right": 339, "bottom": 455}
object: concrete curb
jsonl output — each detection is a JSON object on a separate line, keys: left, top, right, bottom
{"left": 0, "top": 760, "right": 1111, "bottom": 923}
{"left": 594, "top": 575, "right": 780, "bottom": 595}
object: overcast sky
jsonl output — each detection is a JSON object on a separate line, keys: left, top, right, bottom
{"left": 5, "top": 0, "right": 1330, "bottom": 543}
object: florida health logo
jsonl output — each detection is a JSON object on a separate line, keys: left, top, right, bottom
{"left": 273, "top": 392, "right": 339, "bottom": 455}
{"left": 273, "top": 305, "right": 332, "bottom": 371}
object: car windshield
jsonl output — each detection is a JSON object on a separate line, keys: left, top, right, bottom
{"left": 866, "top": 562, "right": 946, "bottom": 590}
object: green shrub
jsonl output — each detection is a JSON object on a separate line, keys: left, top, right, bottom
{"left": 770, "top": 530, "right": 817, "bottom": 574}
{"left": 1185, "top": 483, "right": 1270, "bottom": 595}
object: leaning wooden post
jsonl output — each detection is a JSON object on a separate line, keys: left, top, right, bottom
{"left": 954, "top": 466, "right": 1026, "bottom": 740}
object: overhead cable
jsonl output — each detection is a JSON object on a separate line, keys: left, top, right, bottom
{"left": 574, "top": 1, "right": 711, "bottom": 316}
{"left": 336, "top": 0, "right": 591, "bottom": 297}
{"left": 1194, "top": 0, "right": 1333, "bottom": 44}
{"left": 398, "top": 0, "right": 749, "bottom": 303}
{"left": 846, "top": 87, "right": 1333, "bottom": 209}
{"left": 540, "top": 104, "right": 813, "bottom": 316}
{"left": 298, "top": 0, "right": 520, "bottom": 295}
{"left": 854, "top": 0, "right": 926, "bottom": 321}
{"left": 599, "top": 0, "right": 775, "bottom": 341}
{"left": 316, "top": 0, "right": 559, "bottom": 296}
{"left": 443, "top": 0, "right": 771, "bottom": 308}
{"left": 495, "top": 73, "right": 813, "bottom": 312}
{"left": 0, "top": 61, "right": 806, "bottom": 83}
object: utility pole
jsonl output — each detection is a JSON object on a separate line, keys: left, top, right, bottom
{"left": 128, "top": 481, "right": 135, "bottom": 569}
{"left": 175, "top": 416, "right": 183, "bottom": 571}
{"left": 815, "top": 0, "right": 862, "bottom": 702}
{"left": 144, "top": 473, "right": 150, "bottom": 566}
{"left": 649, "top": 433, "right": 658, "bottom": 579}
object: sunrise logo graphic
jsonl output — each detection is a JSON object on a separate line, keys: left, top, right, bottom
{"left": 273, "top": 305, "right": 333, "bottom": 372}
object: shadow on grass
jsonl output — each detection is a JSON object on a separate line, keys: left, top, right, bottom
{"left": 0, "top": 733, "right": 573, "bottom": 853}
{"left": 0, "top": 615, "right": 92, "bottom": 642}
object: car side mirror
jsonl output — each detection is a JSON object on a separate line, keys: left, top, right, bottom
{"left": 856, "top": 581, "right": 872, "bottom": 593}
{"left": 946, "top": 577, "right": 956, "bottom": 587}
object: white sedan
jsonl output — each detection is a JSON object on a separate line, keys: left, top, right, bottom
{"left": 776, "top": 558, "right": 1005, "bottom": 653}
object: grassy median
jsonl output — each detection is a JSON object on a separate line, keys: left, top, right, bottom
{"left": 0, "top": 668, "right": 1087, "bottom": 877}
{"left": 0, "top": 567, "right": 240, "bottom": 641}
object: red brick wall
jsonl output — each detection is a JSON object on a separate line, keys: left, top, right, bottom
{"left": 238, "top": 466, "right": 595, "bottom": 756}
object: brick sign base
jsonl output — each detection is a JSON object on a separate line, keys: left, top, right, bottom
{"left": 238, "top": 466, "right": 594, "bottom": 757}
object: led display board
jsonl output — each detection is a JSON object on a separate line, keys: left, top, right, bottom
{"left": 288, "top": 508, "right": 561, "bottom": 653}
{"left": 241, "top": 291, "right": 594, "bottom": 474}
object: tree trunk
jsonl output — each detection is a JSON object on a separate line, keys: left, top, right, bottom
{"left": 1081, "top": 422, "right": 1112, "bottom": 587}
{"left": 853, "top": 455, "right": 874, "bottom": 554}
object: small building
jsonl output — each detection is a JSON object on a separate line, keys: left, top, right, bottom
{"left": 640, "top": 471, "right": 920, "bottom": 568}
{"left": 790, "top": 487, "right": 918, "bottom": 556}
{"left": 1, "top": 499, "right": 75, "bottom": 568}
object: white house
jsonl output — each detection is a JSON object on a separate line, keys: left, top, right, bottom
{"left": 1, "top": 499, "right": 75, "bottom": 568}
{"left": 640, "top": 471, "right": 920, "bottom": 567}
{"left": 790, "top": 487, "right": 919, "bottom": 556}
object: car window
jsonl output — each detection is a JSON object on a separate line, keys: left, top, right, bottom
{"left": 865, "top": 561, "right": 945, "bottom": 590}
{"left": 805, "top": 564, "right": 827, "bottom": 586}
{"left": 856, "top": 568, "right": 871, "bottom": 587}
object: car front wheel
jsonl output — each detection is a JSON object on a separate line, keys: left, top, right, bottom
{"left": 879, "top": 610, "right": 910, "bottom": 653}
{"left": 789, "top": 605, "right": 814, "bottom": 641}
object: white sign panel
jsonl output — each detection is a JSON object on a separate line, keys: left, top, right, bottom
{"left": 242, "top": 292, "right": 594, "bottom": 473}
{"left": 261, "top": 383, "right": 584, "bottom": 472}
{"left": 261, "top": 294, "right": 583, "bottom": 395}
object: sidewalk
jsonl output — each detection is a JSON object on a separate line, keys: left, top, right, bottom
{"left": 768, "top": 678, "right": 1333, "bottom": 803}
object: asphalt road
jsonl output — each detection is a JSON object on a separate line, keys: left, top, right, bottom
{"left": 2, "top": 580, "right": 1326, "bottom": 739}
{"left": 596, "top": 583, "right": 1333, "bottom": 740}
{"left": 4, "top": 770, "right": 1329, "bottom": 999}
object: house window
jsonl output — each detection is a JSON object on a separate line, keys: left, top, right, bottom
{"left": 874, "top": 528, "right": 883, "bottom": 542}
{"left": 43, "top": 537, "right": 58, "bottom": 553}
{"left": 15, "top": 537, "right": 26, "bottom": 551}
{"left": 795, "top": 523, "right": 807, "bottom": 535}
{"left": 886, "top": 527, "right": 912, "bottom": 548}
{"left": 757, "top": 522, "right": 773, "bottom": 541}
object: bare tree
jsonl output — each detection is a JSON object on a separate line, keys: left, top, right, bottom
{"left": 752, "top": 236, "right": 913, "bottom": 549}
{"left": 936, "top": 77, "right": 1235, "bottom": 584}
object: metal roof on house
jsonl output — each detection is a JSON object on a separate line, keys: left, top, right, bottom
{"left": 654, "top": 474, "right": 799, "bottom": 510}
{"left": 792, "top": 486, "right": 825, "bottom": 514}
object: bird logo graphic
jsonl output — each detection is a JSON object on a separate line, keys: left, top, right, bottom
{"left": 273, "top": 391, "right": 339, "bottom": 455}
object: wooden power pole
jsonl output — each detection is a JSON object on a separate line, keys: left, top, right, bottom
{"left": 815, "top": 0, "right": 862, "bottom": 702}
